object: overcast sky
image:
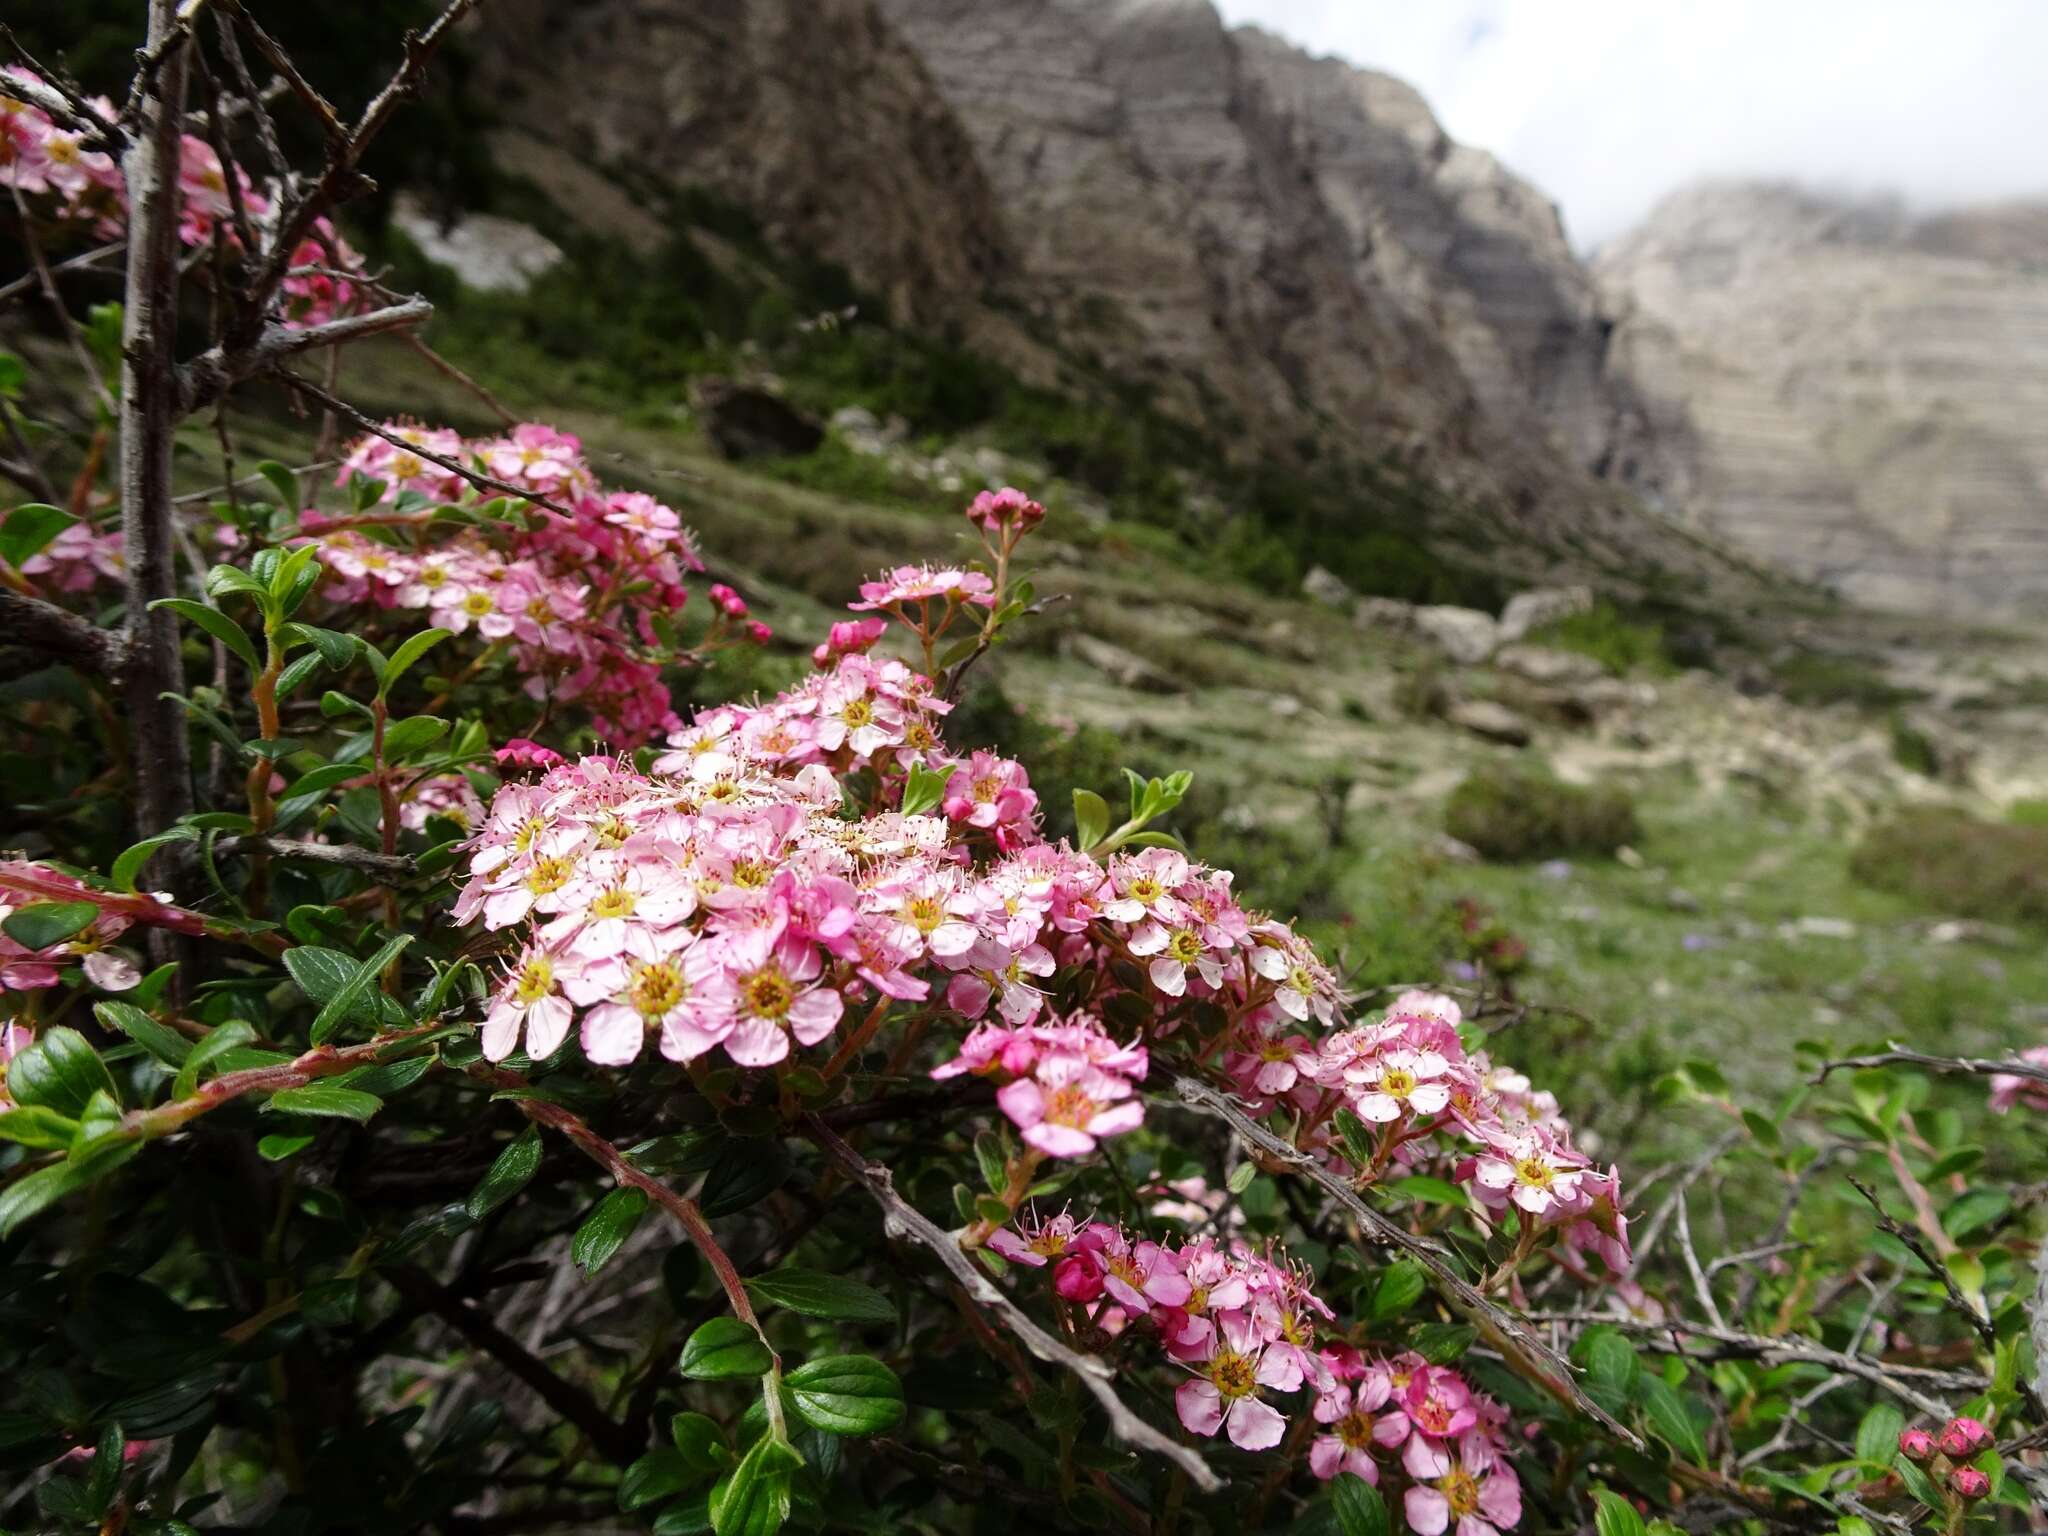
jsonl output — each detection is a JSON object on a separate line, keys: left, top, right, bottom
{"left": 1212, "top": 0, "right": 2048, "bottom": 250}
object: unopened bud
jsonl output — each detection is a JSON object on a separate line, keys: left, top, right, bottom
{"left": 1947, "top": 1465, "right": 1989, "bottom": 1502}
{"left": 1897, "top": 1427, "right": 1936, "bottom": 1462}
{"left": 1938, "top": 1416, "right": 1991, "bottom": 1459}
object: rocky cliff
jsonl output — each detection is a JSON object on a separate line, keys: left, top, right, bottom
{"left": 1598, "top": 181, "right": 2048, "bottom": 616}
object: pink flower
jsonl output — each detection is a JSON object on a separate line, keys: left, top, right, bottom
{"left": 1309, "top": 1375, "right": 1408, "bottom": 1483}
{"left": 812, "top": 617, "right": 887, "bottom": 669}
{"left": 997, "top": 1055, "right": 1144, "bottom": 1158}
{"left": 720, "top": 929, "right": 844, "bottom": 1066}
{"left": 1898, "top": 1427, "right": 1936, "bottom": 1462}
{"left": 1174, "top": 1312, "right": 1292, "bottom": 1451}
{"left": 987, "top": 1208, "right": 1083, "bottom": 1268}
{"left": 964, "top": 486, "right": 1045, "bottom": 535}
{"left": 1472, "top": 1131, "right": 1589, "bottom": 1218}
{"left": 495, "top": 738, "right": 565, "bottom": 770}
{"left": 1988, "top": 1046, "right": 2048, "bottom": 1114}
{"left": 1404, "top": 1440, "right": 1522, "bottom": 1536}
{"left": 482, "top": 946, "right": 577, "bottom": 1061}
{"left": 849, "top": 565, "right": 996, "bottom": 611}
{"left": 1938, "top": 1417, "right": 1991, "bottom": 1460}
{"left": 1349, "top": 1047, "right": 1455, "bottom": 1123}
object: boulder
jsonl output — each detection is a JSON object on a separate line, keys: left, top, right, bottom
{"left": 1498, "top": 586, "right": 1593, "bottom": 643}
{"left": 1064, "top": 633, "right": 1177, "bottom": 693}
{"left": 1355, "top": 596, "right": 1416, "bottom": 631}
{"left": 693, "top": 378, "right": 825, "bottom": 460}
{"left": 1493, "top": 644, "right": 1607, "bottom": 685}
{"left": 1302, "top": 565, "right": 1355, "bottom": 608}
{"left": 1445, "top": 699, "right": 1531, "bottom": 746}
{"left": 391, "top": 192, "right": 564, "bottom": 294}
{"left": 1413, "top": 605, "right": 1499, "bottom": 664}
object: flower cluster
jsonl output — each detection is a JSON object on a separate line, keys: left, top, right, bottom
{"left": 310, "top": 419, "right": 744, "bottom": 745}
{"left": 993, "top": 1212, "right": 1523, "bottom": 1525}
{"left": 1248, "top": 989, "right": 1633, "bottom": 1279}
{"left": 19, "top": 520, "right": 125, "bottom": 593}
{"left": 0, "top": 863, "right": 144, "bottom": 994}
{"left": 1900, "top": 1416, "right": 1994, "bottom": 1504}
{"left": 1989, "top": 1046, "right": 2048, "bottom": 1115}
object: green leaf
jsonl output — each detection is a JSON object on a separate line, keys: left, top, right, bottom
{"left": 0, "top": 1135, "right": 140, "bottom": 1235}
{"left": 1410, "top": 1322, "right": 1477, "bottom": 1364}
{"left": 288, "top": 936, "right": 412, "bottom": 1043}
{"left": 150, "top": 598, "right": 261, "bottom": 672}
{"left": 93, "top": 1000, "right": 191, "bottom": 1067}
{"left": 708, "top": 1432, "right": 801, "bottom": 1536}
{"left": 0, "top": 503, "right": 75, "bottom": 568}
{"left": 679, "top": 1318, "right": 774, "bottom": 1382}
{"left": 1581, "top": 1327, "right": 1641, "bottom": 1398}
{"left": 1330, "top": 1473, "right": 1390, "bottom": 1536}
{"left": 263, "top": 1084, "right": 383, "bottom": 1122}
{"left": 743, "top": 1269, "right": 897, "bottom": 1325}
{"left": 1592, "top": 1489, "right": 1647, "bottom": 1536}
{"left": 1384, "top": 1174, "right": 1468, "bottom": 1209}
{"left": 466, "top": 1126, "right": 543, "bottom": 1220}
{"left": 671, "top": 1412, "right": 731, "bottom": 1476}
{"left": 380, "top": 715, "right": 449, "bottom": 760}
{"left": 1942, "top": 1188, "right": 2009, "bottom": 1240}
{"left": 111, "top": 828, "right": 197, "bottom": 891}
{"left": 206, "top": 563, "right": 270, "bottom": 603}
{"left": 1368, "top": 1260, "right": 1428, "bottom": 1323}
{"left": 172, "top": 1020, "right": 256, "bottom": 1100}
{"left": 899, "top": 761, "right": 955, "bottom": 818}
{"left": 5, "top": 1026, "right": 117, "bottom": 1118}
{"left": 257, "top": 1133, "right": 315, "bottom": 1161}
{"left": 1072, "top": 788, "right": 1109, "bottom": 851}
{"left": 0, "top": 1105, "right": 82, "bottom": 1150}
{"left": 277, "top": 623, "right": 360, "bottom": 671}
{"left": 621, "top": 1447, "right": 699, "bottom": 1511}
{"left": 784, "top": 1355, "right": 905, "bottom": 1436}
{"left": 572, "top": 1187, "right": 647, "bottom": 1275}
{"left": 1640, "top": 1376, "right": 1708, "bottom": 1464}
{"left": 1854, "top": 1402, "right": 1903, "bottom": 1469}
{"left": 378, "top": 627, "right": 452, "bottom": 699}
{"left": 1, "top": 899, "right": 99, "bottom": 952}
{"left": 256, "top": 460, "right": 300, "bottom": 509}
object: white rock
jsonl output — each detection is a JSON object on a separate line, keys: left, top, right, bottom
{"left": 1445, "top": 699, "right": 1530, "bottom": 746}
{"left": 1493, "top": 644, "right": 1606, "bottom": 685}
{"left": 1413, "top": 605, "right": 1499, "bottom": 664}
{"left": 1301, "top": 565, "right": 1355, "bottom": 608}
{"left": 391, "top": 192, "right": 563, "bottom": 294}
{"left": 1498, "top": 586, "right": 1593, "bottom": 643}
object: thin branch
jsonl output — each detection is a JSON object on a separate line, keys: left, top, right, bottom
{"left": 1523, "top": 1309, "right": 1978, "bottom": 1420}
{"left": 1675, "top": 1192, "right": 1727, "bottom": 1332}
{"left": 180, "top": 298, "right": 434, "bottom": 415}
{"left": 805, "top": 1114, "right": 1223, "bottom": 1492}
{"left": 233, "top": 0, "right": 484, "bottom": 336}
{"left": 211, "top": 10, "right": 288, "bottom": 182}
{"left": 1171, "top": 1074, "right": 1646, "bottom": 1450}
{"left": 399, "top": 332, "right": 519, "bottom": 427}
{"left": 214, "top": 835, "right": 415, "bottom": 880}
{"left": 8, "top": 184, "right": 118, "bottom": 418}
{"left": 0, "top": 587, "right": 127, "bottom": 680}
{"left": 384, "top": 1265, "right": 642, "bottom": 1464}
{"left": 276, "top": 370, "right": 578, "bottom": 518}
{"left": 1812, "top": 1050, "right": 2048, "bottom": 1088}
{"left": 0, "top": 32, "right": 124, "bottom": 147}
{"left": 1848, "top": 1176, "right": 2048, "bottom": 1422}
{"left": 0, "top": 241, "right": 124, "bottom": 308}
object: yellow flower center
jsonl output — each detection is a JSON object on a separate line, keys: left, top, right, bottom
{"left": 1381, "top": 1067, "right": 1417, "bottom": 1098}
{"left": 514, "top": 816, "right": 547, "bottom": 852}
{"left": 418, "top": 565, "right": 449, "bottom": 588}
{"left": 742, "top": 966, "right": 795, "bottom": 1020}
{"left": 1126, "top": 875, "right": 1161, "bottom": 905}
{"left": 627, "top": 959, "right": 686, "bottom": 1018}
{"left": 1338, "top": 1409, "right": 1377, "bottom": 1450}
{"left": 590, "top": 885, "right": 636, "bottom": 920}
{"left": 525, "top": 854, "right": 574, "bottom": 895}
{"left": 594, "top": 813, "right": 631, "bottom": 848}
{"left": 1207, "top": 1349, "right": 1256, "bottom": 1400}
{"left": 1044, "top": 1083, "right": 1101, "bottom": 1129}
{"left": 1167, "top": 929, "right": 1204, "bottom": 964}
{"left": 903, "top": 895, "right": 944, "bottom": 933}
{"left": 1443, "top": 1469, "right": 1480, "bottom": 1518}
{"left": 513, "top": 956, "right": 554, "bottom": 1005}
{"left": 462, "top": 591, "right": 495, "bottom": 617}
{"left": 391, "top": 451, "right": 424, "bottom": 480}
{"left": 1515, "top": 1156, "right": 1555, "bottom": 1189}
{"left": 840, "top": 697, "right": 873, "bottom": 728}
{"left": 730, "top": 858, "right": 769, "bottom": 889}
{"left": 972, "top": 775, "right": 1001, "bottom": 804}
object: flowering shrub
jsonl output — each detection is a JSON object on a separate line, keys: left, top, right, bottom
{"left": 0, "top": 11, "right": 2042, "bottom": 1536}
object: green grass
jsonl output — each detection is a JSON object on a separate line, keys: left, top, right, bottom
{"left": 1444, "top": 764, "right": 1641, "bottom": 861}
{"left": 1525, "top": 600, "right": 1673, "bottom": 675}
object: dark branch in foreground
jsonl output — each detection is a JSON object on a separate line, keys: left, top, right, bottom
{"left": 0, "top": 588, "right": 127, "bottom": 681}
{"left": 804, "top": 1115, "right": 1223, "bottom": 1493}
{"left": 1811, "top": 1050, "right": 2048, "bottom": 1088}
{"left": 180, "top": 297, "right": 434, "bottom": 414}
{"left": 1172, "top": 1075, "right": 1647, "bottom": 1451}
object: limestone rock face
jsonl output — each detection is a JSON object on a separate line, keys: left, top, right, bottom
{"left": 466, "top": 0, "right": 1011, "bottom": 333}
{"left": 1598, "top": 182, "right": 2048, "bottom": 617}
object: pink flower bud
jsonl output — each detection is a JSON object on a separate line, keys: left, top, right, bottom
{"left": 1947, "top": 1466, "right": 1989, "bottom": 1501}
{"left": 965, "top": 486, "right": 1045, "bottom": 534}
{"left": 1939, "top": 1417, "right": 1991, "bottom": 1459}
{"left": 745, "top": 621, "right": 772, "bottom": 645}
{"left": 1897, "top": 1427, "right": 1937, "bottom": 1462}
{"left": 1052, "top": 1252, "right": 1105, "bottom": 1303}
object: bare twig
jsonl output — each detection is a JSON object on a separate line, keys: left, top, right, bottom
{"left": 0, "top": 241, "right": 124, "bottom": 308}
{"left": 1523, "top": 1309, "right": 1977, "bottom": 1420}
{"left": 1675, "top": 1193, "right": 1728, "bottom": 1333}
{"left": 384, "top": 1266, "right": 642, "bottom": 1463}
{"left": 276, "top": 370, "right": 577, "bottom": 518}
{"left": 0, "top": 33, "right": 123, "bottom": 146}
{"left": 1170, "top": 1075, "right": 1644, "bottom": 1449}
{"left": 0, "top": 588, "right": 127, "bottom": 680}
{"left": 180, "top": 297, "right": 435, "bottom": 414}
{"left": 233, "top": 0, "right": 484, "bottom": 337}
{"left": 805, "top": 1114, "right": 1223, "bottom": 1491}
{"left": 399, "top": 332, "right": 519, "bottom": 427}
{"left": 117, "top": 0, "right": 198, "bottom": 884}
{"left": 214, "top": 835, "right": 415, "bottom": 880}
{"left": 8, "top": 184, "right": 118, "bottom": 418}
{"left": 1812, "top": 1050, "right": 2048, "bottom": 1088}
{"left": 211, "top": 10, "right": 288, "bottom": 182}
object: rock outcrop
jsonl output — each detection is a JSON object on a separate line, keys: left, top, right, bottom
{"left": 1598, "top": 181, "right": 2048, "bottom": 617}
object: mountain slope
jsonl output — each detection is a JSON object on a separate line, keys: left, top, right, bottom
{"left": 1598, "top": 181, "right": 2048, "bottom": 617}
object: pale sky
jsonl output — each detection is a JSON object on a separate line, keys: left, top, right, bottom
{"left": 1213, "top": 0, "right": 2048, "bottom": 250}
